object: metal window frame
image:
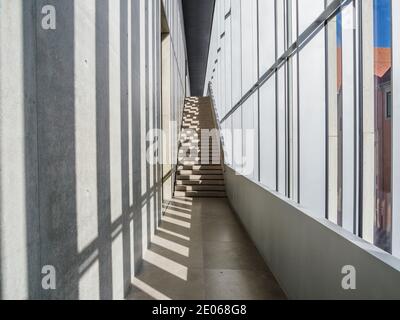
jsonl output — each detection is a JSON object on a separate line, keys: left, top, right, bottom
{"left": 209, "top": 0, "right": 400, "bottom": 256}
{"left": 220, "top": 0, "right": 351, "bottom": 200}
{"left": 390, "top": 0, "right": 399, "bottom": 257}
{"left": 220, "top": 0, "right": 351, "bottom": 124}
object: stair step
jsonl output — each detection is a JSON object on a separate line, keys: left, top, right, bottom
{"left": 179, "top": 148, "right": 221, "bottom": 152}
{"left": 184, "top": 105, "right": 208, "bottom": 107}
{"left": 180, "top": 132, "right": 219, "bottom": 135}
{"left": 182, "top": 124, "right": 213, "bottom": 126}
{"left": 183, "top": 122, "right": 213, "bottom": 125}
{"left": 178, "top": 162, "right": 222, "bottom": 166}
{"left": 182, "top": 122, "right": 214, "bottom": 124}
{"left": 179, "top": 147, "right": 221, "bottom": 151}
{"left": 179, "top": 150, "right": 221, "bottom": 154}
{"left": 178, "top": 158, "right": 222, "bottom": 162}
{"left": 179, "top": 144, "right": 220, "bottom": 147}
{"left": 180, "top": 141, "right": 220, "bottom": 144}
{"left": 177, "top": 165, "right": 223, "bottom": 170}
{"left": 178, "top": 151, "right": 221, "bottom": 156}
{"left": 176, "top": 175, "right": 224, "bottom": 180}
{"left": 180, "top": 153, "right": 221, "bottom": 156}
{"left": 183, "top": 110, "right": 209, "bottom": 113}
{"left": 179, "top": 146, "right": 221, "bottom": 150}
{"left": 182, "top": 126, "right": 215, "bottom": 128}
{"left": 176, "top": 96, "right": 225, "bottom": 197}
{"left": 180, "top": 143, "right": 220, "bottom": 151}
{"left": 176, "top": 180, "right": 225, "bottom": 186}
{"left": 179, "top": 147, "right": 221, "bottom": 150}
{"left": 182, "top": 120, "right": 215, "bottom": 125}
{"left": 183, "top": 117, "right": 209, "bottom": 120}
{"left": 174, "top": 191, "right": 226, "bottom": 198}
{"left": 179, "top": 138, "right": 220, "bottom": 142}
{"left": 178, "top": 170, "right": 222, "bottom": 175}
{"left": 180, "top": 134, "right": 219, "bottom": 138}
{"left": 178, "top": 155, "right": 222, "bottom": 160}
{"left": 182, "top": 124, "right": 214, "bottom": 127}
{"left": 176, "top": 185, "right": 225, "bottom": 191}
{"left": 179, "top": 162, "right": 222, "bottom": 166}
{"left": 179, "top": 157, "right": 221, "bottom": 160}
{"left": 182, "top": 118, "right": 214, "bottom": 121}
{"left": 182, "top": 127, "right": 216, "bottom": 130}
{"left": 182, "top": 116, "right": 213, "bottom": 119}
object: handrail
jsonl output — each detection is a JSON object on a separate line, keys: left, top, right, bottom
{"left": 207, "top": 82, "right": 226, "bottom": 172}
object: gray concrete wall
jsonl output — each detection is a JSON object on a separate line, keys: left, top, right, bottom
{"left": 0, "top": 0, "right": 188, "bottom": 300}
{"left": 225, "top": 166, "right": 400, "bottom": 299}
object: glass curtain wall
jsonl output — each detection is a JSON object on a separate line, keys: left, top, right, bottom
{"left": 204, "top": 0, "right": 399, "bottom": 257}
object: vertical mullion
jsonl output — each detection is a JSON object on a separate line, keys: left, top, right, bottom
{"left": 357, "top": 0, "right": 364, "bottom": 238}
{"left": 257, "top": 0, "right": 261, "bottom": 182}
{"left": 353, "top": 0, "right": 360, "bottom": 235}
{"left": 324, "top": 0, "right": 329, "bottom": 219}
{"left": 286, "top": 0, "right": 291, "bottom": 198}
{"left": 296, "top": 0, "right": 301, "bottom": 204}
{"left": 391, "top": 0, "right": 400, "bottom": 257}
{"left": 276, "top": 2, "right": 279, "bottom": 190}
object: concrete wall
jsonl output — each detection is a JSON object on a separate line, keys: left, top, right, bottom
{"left": 0, "top": 0, "right": 188, "bottom": 300}
{"left": 225, "top": 166, "right": 400, "bottom": 299}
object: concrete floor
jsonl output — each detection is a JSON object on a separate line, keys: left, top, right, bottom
{"left": 127, "top": 197, "right": 286, "bottom": 300}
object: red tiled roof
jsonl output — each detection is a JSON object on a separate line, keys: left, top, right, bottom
{"left": 336, "top": 47, "right": 391, "bottom": 90}
{"left": 374, "top": 48, "right": 392, "bottom": 78}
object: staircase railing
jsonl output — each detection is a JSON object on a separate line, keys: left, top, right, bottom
{"left": 207, "top": 82, "right": 226, "bottom": 172}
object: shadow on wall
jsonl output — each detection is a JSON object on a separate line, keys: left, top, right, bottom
{"left": 129, "top": 198, "right": 195, "bottom": 300}
{"left": 12, "top": 0, "right": 162, "bottom": 299}
{"left": 23, "top": 0, "right": 41, "bottom": 300}
{"left": 34, "top": 0, "right": 79, "bottom": 299}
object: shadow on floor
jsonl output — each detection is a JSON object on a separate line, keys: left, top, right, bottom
{"left": 127, "top": 197, "right": 287, "bottom": 300}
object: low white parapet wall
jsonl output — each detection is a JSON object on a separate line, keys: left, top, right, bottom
{"left": 224, "top": 166, "right": 400, "bottom": 300}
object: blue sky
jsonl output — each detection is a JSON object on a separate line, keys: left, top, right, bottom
{"left": 374, "top": 0, "right": 391, "bottom": 48}
{"left": 336, "top": 0, "right": 391, "bottom": 48}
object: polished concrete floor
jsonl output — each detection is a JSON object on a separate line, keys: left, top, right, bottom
{"left": 127, "top": 197, "right": 286, "bottom": 300}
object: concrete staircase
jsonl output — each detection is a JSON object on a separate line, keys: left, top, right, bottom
{"left": 174, "top": 97, "right": 226, "bottom": 198}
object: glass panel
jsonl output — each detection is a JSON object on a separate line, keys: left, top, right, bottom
{"left": 258, "top": 0, "right": 276, "bottom": 74}
{"left": 232, "top": 106, "right": 243, "bottom": 173}
{"left": 260, "top": 75, "right": 277, "bottom": 190}
{"left": 241, "top": 0, "right": 258, "bottom": 93}
{"left": 276, "top": 0, "right": 285, "bottom": 57}
{"left": 298, "top": 30, "right": 326, "bottom": 218}
{"left": 373, "top": 0, "right": 392, "bottom": 253}
{"left": 327, "top": 11, "right": 343, "bottom": 225}
{"left": 288, "top": 54, "right": 299, "bottom": 202}
{"left": 298, "top": 0, "right": 325, "bottom": 34}
{"left": 225, "top": 13, "right": 232, "bottom": 116}
{"left": 327, "top": 1, "right": 356, "bottom": 233}
{"left": 242, "top": 93, "right": 259, "bottom": 180}
{"left": 231, "top": 0, "right": 242, "bottom": 105}
{"left": 277, "top": 66, "right": 286, "bottom": 194}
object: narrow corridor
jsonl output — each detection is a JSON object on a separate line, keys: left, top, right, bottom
{"left": 128, "top": 197, "right": 286, "bottom": 300}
